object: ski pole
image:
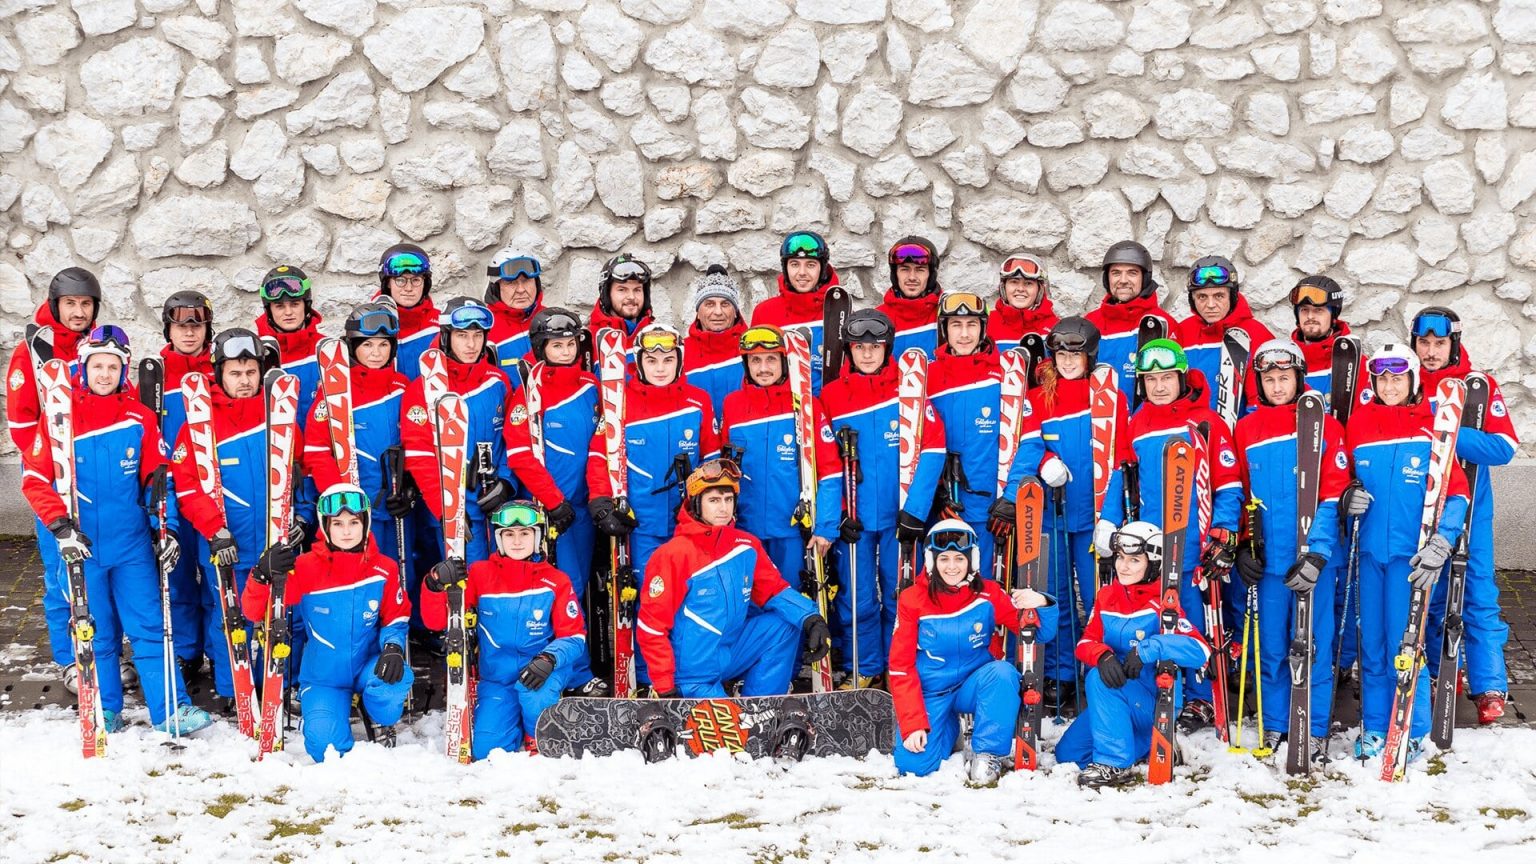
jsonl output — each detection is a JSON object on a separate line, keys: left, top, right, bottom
{"left": 836, "top": 427, "right": 861, "bottom": 687}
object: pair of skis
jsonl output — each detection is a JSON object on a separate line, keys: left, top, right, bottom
{"left": 1148, "top": 438, "right": 1196, "bottom": 784}
{"left": 137, "top": 358, "right": 181, "bottom": 742}
{"left": 786, "top": 329, "right": 834, "bottom": 693}
{"left": 1284, "top": 393, "right": 1327, "bottom": 775}
{"left": 595, "top": 329, "right": 638, "bottom": 699}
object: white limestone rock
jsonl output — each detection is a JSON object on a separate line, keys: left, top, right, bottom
{"left": 696, "top": 198, "right": 766, "bottom": 234}
{"left": 809, "top": 150, "right": 856, "bottom": 202}
{"left": 387, "top": 197, "right": 449, "bottom": 242}
{"left": 1159, "top": 178, "right": 1206, "bottom": 221}
{"left": 499, "top": 17, "right": 558, "bottom": 112}
{"left": 72, "top": 155, "right": 140, "bottom": 217}
{"left": 1118, "top": 144, "right": 1182, "bottom": 180}
{"left": 1322, "top": 169, "right": 1376, "bottom": 219}
{"left": 995, "top": 152, "right": 1043, "bottom": 193}
{"left": 32, "top": 113, "right": 113, "bottom": 190}
{"left": 958, "top": 0, "right": 1040, "bottom": 73}
{"left": 1027, "top": 119, "right": 1084, "bottom": 148}
{"left": 390, "top": 142, "right": 486, "bottom": 191}
{"left": 252, "top": 149, "right": 305, "bottom": 214}
{"left": 235, "top": 86, "right": 300, "bottom": 120}
{"left": 772, "top": 184, "right": 831, "bottom": 232}
{"left": 1421, "top": 158, "right": 1476, "bottom": 214}
{"left": 578, "top": 2, "right": 644, "bottom": 74}
{"left": 1336, "top": 125, "right": 1394, "bottom": 164}
{"left": 841, "top": 85, "right": 904, "bottom": 157}
{"left": 1400, "top": 127, "right": 1464, "bottom": 161}
{"left": 1038, "top": 1, "right": 1124, "bottom": 51}
{"left": 1298, "top": 87, "right": 1376, "bottom": 124}
{"left": 1413, "top": 215, "right": 1459, "bottom": 266}
{"left": 273, "top": 34, "right": 353, "bottom": 86}
{"left": 329, "top": 223, "right": 402, "bottom": 274}
{"left": 656, "top": 164, "right": 721, "bottom": 201}
{"left": 1440, "top": 72, "right": 1509, "bottom": 130}
{"left": 122, "top": 123, "right": 166, "bottom": 152}
{"left": 229, "top": 118, "right": 287, "bottom": 181}
{"left": 599, "top": 79, "right": 646, "bottom": 116}
{"left": 1210, "top": 176, "right": 1263, "bottom": 228}
{"left": 980, "top": 108, "right": 1025, "bottom": 156}
{"left": 1371, "top": 173, "right": 1422, "bottom": 214}
{"left": 1497, "top": 0, "right": 1536, "bottom": 44}
{"left": 644, "top": 207, "right": 688, "bottom": 243}
{"left": 315, "top": 175, "right": 390, "bottom": 221}
{"left": 80, "top": 38, "right": 182, "bottom": 117}
{"left": 1007, "top": 60, "right": 1070, "bottom": 114}
{"left": 644, "top": 23, "right": 737, "bottom": 87}
{"left": 302, "top": 143, "right": 341, "bottom": 176}
{"left": 295, "top": 0, "right": 377, "bottom": 38}
{"left": 907, "top": 42, "right": 1001, "bottom": 107}
{"left": 1245, "top": 93, "right": 1290, "bottom": 136}
{"left": 1215, "top": 135, "right": 1316, "bottom": 181}
{"left": 1251, "top": 43, "right": 1302, "bottom": 81}
{"left": 753, "top": 24, "right": 820, "bottom": 89}
{"left": 1044, "top": 150, "right": 1110, "bottom": 192}
{"left": 1340, "top": 30, "right": 1396, "bottom": 85}
{"left": 905, "top": 117, "right": 956, "bottom": 158}
{"left": 364, "top": 7, "right": 483, "bottom": 93}
{"left": 553, "top": 142, "right": 595, "bottom": 212}
{"left": 1191, "top": 12, "right": 1268, "bottom": 50}
{"left": 131, "top": 196, "right": 261, "bottom": 258}
{"left": 231, "top": 0, "right": 297, "bottom": 37}
{"left": 13, "top": 74, "right": 65, "bottom": 115}
{"left": 957, "top": 196, "right": 1068, "bottom": 252}
{"left": 379, "top": 90, "right": 411, "bottom": 145}
{"left": 795, "top": 0, "right": 887, "bottom": 25}
{"left": 15, "top": 13, "right": 79, "bottom": 67}
{"left": 693, "top": 91, "right": 739, "bottom": 161}
{"left": 726, "top": 151, "right": 796, "bottom": 197}
{"left": 862, "top": 154, "right": 930, "bottom": 197}
{"left": 596, "top": 151, "right": 647, "bottom": 217}
{"left": 631, "top": 114, "right": 696, "bottom": 160}
{"left": 20, "top": 184, "right": 70, "bottom": 231}
{"left": 172, "top": 141, "right": 228, "bottom": 189}
{"left": 1394, "top": 3, "right": 1487, "bottom": 43}
{"left": 71, "top": 0, "right": 136, "bottom": 36}
{"left": 1154, "top": 89, "right": 1234, "bottom": 141}
{"left": 737, "top": 88, "right": 810, "bottom": 150}
{"left": 423, "top": 101, "right": 500, "bottom": 132}
{"left": 1083, "top": 91, "right": 1150, "bottom": 140}
{"left": 704, "top": 0, "right": 790, "bottom": 36}
{"left": 939, "top": 145, "right": 989, "bottom": 188}
{"left": 1499, "top": 151, "right": 1536, "bottom": 211}
{"left": 486, "top": 120, "right": 546, "bottom": 180}
{"left": 234, "top": 44, "right": 270, "bottom": 85}
{"left": 1067, "top": 190, "right": 1132, "bottom": 268}
{"left": 1344, "top": 241, "right": 1417, "bottom": 287}
{"left": 454, "top": 184, "right": 517, "bottom": 251}
{"left": 286, "top": 70, "right": 375, "bottom": 135}
{"left": 177, "top": 98, "right": 225, "bottom": 149}
{"left": 822, "top": 29, "right": 879, "bottom": 85}
{"left": 1476, "top": 135, "right": 1508, "bottom": 184}
{"left": 161, "top": 15, "right": 232, "bottom": 62}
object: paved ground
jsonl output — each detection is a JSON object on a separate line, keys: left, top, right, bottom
{"left": 2, "top": 535, "right": 1531, "bottom": 732}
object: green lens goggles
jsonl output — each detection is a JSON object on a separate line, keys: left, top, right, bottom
{"left": 318, "top": 489, "right": 369, "bottom": 517}
{"left": 1135, "top": 344, "right": 1182, "bottom": 374}
{"left": 490, "top": 503, "right": 543, "bottom": 529}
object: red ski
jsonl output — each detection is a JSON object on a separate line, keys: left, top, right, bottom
{"left": 1089, "top": 364, "right": 1118, "bottom": 589}
{"left": 256, "top": 370, "right": 301, "bottom": 759}
{"left": 1188, "top": 423, "right": 1230, "bottom": 744}
{"left": 435, "top": 391, "right": 474, "bottom": 763}
{"left": 316, "top": 337, "right": 359, "bottom": 485}
{"left": 1012, "top": 479, "right": 1046, "bottom": 771}
{"left": 596, "top": 329, "right": 637, "bottom": 698}
{"left": 896, "top": 348, "right": 929, "bottom": 591}
{"left": 1149, "top": 439, "right": 1195, "bottom": 784}
{"left": 993, "top": 349, "right": 1029, "bottom": 584}
{"left": 786, "top": 329, "right": 834, "bottom": 693}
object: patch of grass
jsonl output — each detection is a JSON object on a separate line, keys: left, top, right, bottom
{"left": 1427, "top": 755, "right": 1447, "bottom": 776}
{"left": 1237, "top": 791, "right": 1286, "bottom": 808}
{"left": 261, "top": 785, "right": 291, "bottom": 805}
{"left": 582, "top": 829, "right": 616, "bottom": 841}
{"left": 458, "top": 798, "right": 482, "bottom": 808}
{"left": 537, "top": 796, "right": 559, "bottom": 814}
{"left": 691, "top": 812, "right": 765, "bottom": 830}
{"left": 58, "top": 799, "right": 86, "bottom": 812}
{"left": 497, "top": 853, "right": 510, "bottom": 859}
{"left": 1425, "top": 807, "right": 1453, "bottom": 824}
{"left": 205, "top": 794, "right": 248, "bottom": 819}
{"left": 152, "top": 836, "right": 173, "bottom": 845}
{"left": 1298, "top": 804, "right": 1321, "bottom": 818}
{"left": 1286, "top": 778, "right": 1319, "bottom": 793}
{"left": 274, "top": 855, "right": 292, "bottom": 864}
{"left": 266, "top": 817, "right": 333, "bottom": 840}
{"left": 504, "top": 823, "right": 539, "bottom": 836}
{"left": 381, "top": 817, "right": 403, "bottom": 826}
{"left": 207, "top": 772, "right": 228, "bottom": 780}
{"left": 1480, "top": 807, "right": 1528, "bottom": 820}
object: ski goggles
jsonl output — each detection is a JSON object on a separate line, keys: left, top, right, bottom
{"left": 685, "top": 459, "right": 742, "bottom": 498}
{"left": 999, "top": 256, "right": 1045, "bottom": 281}
{"left": 845, "top": 316, "right": 893, "bottom": 341}
{"left": 938, "top": 292, "right": 986, "bottom": 317}
{"left": 539, "top": 311, "right": 582, "bottom": 338}
{"left": 87, "top": 324, "right": 131, "bottom": 354}
{"left": 927, "top": 530, "right": 976, "bottom": 554}
{"left": 638, "top": 329, "right": 681, "bottom": 353}
{"left": 318, "top": 488, "right": 370, "bottom": 517}
{"left": 781, "top": 233, "right": 827, "bottom": 259}
{"left": 1109, "top": 531, "right": 1157, "bottom": 557}
{"left": 1367, "top": 356, "right": 1414, "bottom": 376}
{"left": 490, "top": 257, "right": 541, "bottom": 281}
{"left": 1253, "top": 349, "right": 1301, "bottom": 372}
{"left": 1135, "top": 344, "right": 1183, "bottom": 374}
{"left": 1046, "top": 331, "right": 1092, "bottom": 354}
{"left": 1190, "top": 264, "right": 1234, "bottom": 287}
{"left": 166, "top": 304, "right": 211, "bottom": 326}
{"left": 1290, "top": 283, "right": 1332, "bottom": 307}
{"left": 740, "top": 326, "right": 786, "bottom": 354}
{"left": 352, "top": 307, "right": 400, "bottom": 338}
{"left": 490, "top": 501, "right": 544, "bottom": 529}
{"left": 260, "top": 275, "right": 311, "bottom": 302}
{"left": 608, "top": 260, "right": 649, "bottom": 282}
{"left": 888, "top": 243, "right": 931, "bottom": 265}
{"left": 217, "top": 333, "right": 262, "bottom": 362}
{"left": 381, "top": 252, "right": 429, "bottom": 278}
{"left": 1412, "top": 312, "right": 1460, "bottom": 339}
{"left": 443, "top": 304, "right": 493, "bottom": 331}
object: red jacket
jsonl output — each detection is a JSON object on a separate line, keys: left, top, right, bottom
{"left": 505, "top": 362, "right": 599, "bottom": 509}
{"left": 158, "top": 344, "right": 213, "bottom": 392}
{"left": 255, "top": 313, "right": 324, "bottom": 366}
{"left": 419, "top": 555, "right": 582, "bottom": 636}
{"left": 399, "top": 356, "right": 511, "bottom": 520}
{"left": 170, "top": 386, "right": 266, "bottom": 539}
{"left": 750, "top": 269, "right": 841, "bottom": 331}
{"left": 1174, "top": 294, "right": 1274, "bottom": 406}
{"left": 6, "top": 304, "right": 88, "bottom": 453}
{"left": 888, "top": 575, "right": 1023, "bottom": 735}
{"left": 301, "top": 363, "right": 409, "bottom": 494}
{"left": 989, "top": 296, "right": 1059, "bottom": 349}
{"left": 586, "top": 303, "right": 653, "bottom": 355}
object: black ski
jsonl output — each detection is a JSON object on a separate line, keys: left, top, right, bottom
{"left": 1287, "top": 392, "right": 1326, "bottom": 775}
{"left": 1018, "top": 333, "right": 1046, "bottom": 387}
{"left": 1329, "top": 336, "right": 1361, "bottom": 425}
{"left": 822, "top": 284, "right": 850, "bottom": 389}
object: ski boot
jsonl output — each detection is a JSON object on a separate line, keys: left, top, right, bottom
{"left": 375, "top": 724, "right": 398, "bottom": 749}
{"left": 1353, "top": 731, "right": 1385, "bottom": 760}
{"left": 635, "top": 703, "right": 677, "bottom": 763}
{"left": 63, "top": 663, "right": 79, "bottom": 695}
{"left": 1176, "top": 699, "right": 1215, "bottom": 735}
{"left": 1475, "top": 692, "right": 1507, "bottom": 725}
{"left": 1077, "top": 763, "right": 1137, "bottom": 788}
{"left": 566, "top": 677, "right": 612, "bottom": 698}
{"left": 1406, "top": 736, "right": 1426, "bottom": 764}
{"left": 1308, "top": 736, "right": 1331, "bottom": 769}
{"left": 966, "top": 752, "right": 1007, "bottom": 786}
{"left": 772, "top": 698, "right": 813, "bottom": 765}
{"left": 101, "top": 709, "right": 124, "bottom": 733}
{"left": 154, "top": 704, "right": 214, "bottom": 736}
{"left": 1261, "top": 730, "right": 1284, "bottom": 753}
{"left": 1044, "top": 679, "right": 1077, "bottom": 715}
{"left": 120, "top": 657, "right": 139, "bottom": 691}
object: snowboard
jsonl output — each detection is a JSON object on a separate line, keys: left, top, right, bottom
{"left": 535, "top": 690, "right": 896, "bottom": 761}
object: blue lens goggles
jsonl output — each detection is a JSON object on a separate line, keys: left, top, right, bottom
{"left": 491, "top": 257, "right": 542, "bottom": 281}
{"left": 1412, "top": 313, "right": 1458, "bottom": 339}
{"left": 445, "top": 304, "right": 494, "bottom": 331}
{"left": 382, "top": 252, "right": 429, "bottom": 277}
{"left": 318, "top": 489, "right": 369, "bottom": 517}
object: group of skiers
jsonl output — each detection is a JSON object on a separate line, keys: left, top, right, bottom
{"left": 7, "top": 229, "right": 1517, "bottom": 786}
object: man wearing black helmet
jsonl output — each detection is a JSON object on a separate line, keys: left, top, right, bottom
{"left": 378, "top": 242, "right": 440, "bottom": 380}
{"left": 1173, "top": 255, "right": 1274, "bottom": 422}
{"left": 1288, "top": 275, "right": 1356, "bottom": 397}
{"left": 752, "top": 231, "right": 843, "bottom": 395}
{"left": 876, "top": 237, "right": 943, "bottom": 360}
{"left": 587, "top": 253, "right": 655, "bottom": 353}
{"left": 255, "top": 265, "right": 325, "bottom": 425}
{"left": 1084, "top": 241, "right": 1178, "bottom": 403}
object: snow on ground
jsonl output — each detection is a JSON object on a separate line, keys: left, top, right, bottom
{"left": 2, "top": 707, "right": 1534, "bottom": 864}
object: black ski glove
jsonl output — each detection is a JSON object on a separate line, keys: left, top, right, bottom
{"left": 1122, "top": 648, "right": 1144, "bottom": 681}
{"left": 547, "top": 500, "right": 576, "bottom": 534}
{"left": 476, "top": 477, "right": 513, "bottom": 514}
{"left": 286, "top": 518, "right": 310, "bottom": 550}
{"left": 1097, "top": 652, "right": 1128, "bottom": 689}
{"left": 426, "top": 558, "right": 467, "bottom": 593}
{"left": 209, "top": 527, "right": 239, "bottom": 568}
{"left": 373, "top": 644, "right": 405, "bottom": 685}
{"left": 384, "top": 485, "right": 416, "bottom": 519}
{"left": 517, "top": 652, "right": 557, "bottom": 690}
{"left": 47, "top": 518, "right": 92, "bottom": 564}
{"left": 801, "top": 614, "right": 831, "bottom": 664}
{"left": 252, "top": 542, "right": 297, "bottom": 585}
{"left": 589, "top": 496, "right": 636, "bottom": 537}
{"left": 1200, "top": 529, "right": 1237, "bottom": 578}
{"left": 838, "top": 514, "right": 864, "bottom": 545}
{"left": 1235, "top": 546, "right": 1265, "bottom": 589}
{"left": 1284, "top": 552, "right": 1327, "bottom": 592}
{"left": 896, "top": 511, "right": 927, "bottom": 544}
{"left": 986, "top": 498, "right": 1016, "bottom": 540}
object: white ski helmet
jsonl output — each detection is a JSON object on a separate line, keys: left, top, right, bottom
{"left": 1251, "top": 337, "right": 1306, "bottom": 406}
{"left": 1109, "top": 521, "right": 1163, "bottom": 564}
{"left": 924, "top": 519, "right": 980, "bottom": 574}
{"left": 1367, "top": 342, "right": 1421, "bottom": 403}
{"left": 317, "top": 482, "right": 371, "bottom": 550}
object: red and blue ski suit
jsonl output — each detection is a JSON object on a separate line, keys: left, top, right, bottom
{"left": 241, "top": 540, "right": 412, "bottom": 762}
{"left": 875, "top": 288, "right": 939, "bottom": 361}
{"left": 927, "top": 344, "right": 1008, "bottom": 574}
{"left": 505, "top": 362, "right": 601, "bottom": 597}
{"left": 683, "top": 318, "right": 746, "bottom": 419}
{"left": 1346, "top": 398, "right": 1470, "bottom": 739}
{"left": 1098, "top": 382, "right": 1243, "bottom": 701}
{"left": 488, "top": 296, "right": 542, "bottom": 387}
{"left": 400, "top": 355, "right": 515, "bottom": 565}
{"left": 422, "top": 554, "right": 586, "bottom": 759}
{"left": 719, "top": 381, "right": 841, "bottom": 584}
{"left": 822, "top": 361, "right": 947, "bottom": 677}
{"left": 392, "top": 296, "right": 441, "bottom": 383}
{"left": 153, "top": 345, "right": 214, "bottom": 663}
{"left": 750, "top": 269, "right": 839, "bottom": 396}
{"left": 1234, "top": 400, "right": 1350, "bottom": 736}
{"left": 1055, "top": 580, "right": 1211, "bottom": 769}
{"left": 1003, "top": 370, "right": 1135, "bottom": 683}
{"left": 1084, "top": 294, "right": 1178, "bottom": 407}
{"left": 1292, "top": 320, "right": 1364, "bottom": 402}
{"left": 170, "top": 384, "right": 268, "bottom": 699}
{"left": 988, "top": 296, "right": 1059, "bottom": 354}
{"left": 22, "top": 385, "right": 191, "bottom": 725}
{"left": 1174, "top": 295, "right": 1273, "bottom": 417}
{"left": 587, "top": 303, "right": 654, "bottom": 366}
{"left": 637, "top": 512, "right": 819, "bottom": 697}
{"left": 256, "top": 314, "right": 325, "bottom": 527}
{"left": 889, "top": 576, "right": 1058, "bottom": 776}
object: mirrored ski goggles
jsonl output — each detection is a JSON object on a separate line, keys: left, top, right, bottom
{"left": 1290, "top": 283, "right": 1332, "bottom": 307}
{"left": 1135, "top": 344, "right": 1182, "bottom": 373}
{"left": 938, "top": 292, "right": 986, "bottom": 317}
{"left": 443, "top": 304, "right": 493, "bottom": 331}
{"left": 352, "top": 308, "right": 400, "bottom": 337}
{"left": 927, "top": 530, "right": 975, "bottom": 554}
{"left": 381, "top": 252, "right": 429, "bottom": 277}
{"left": 1367, "top": 356, "right": 1413, "bottom": 376}
{"left": 490, "top": 502, "right": 544, "bottom": 529}
{"left": 87, "top": 324, "right": 131, "bottom": 353}
{"left": 166, "top": 305, "right": 211, "bottom": 326}
{"left": 539, "top": 311, "right": 582, "bottom": 337}
{"left": 1412, "top": 313, "right": 1460, "bottom": 338}
{"left": 1109, "top": 531, "right": 1156, "bottom": 557}
{"left": 888, "top": 243, "right": 932, "bottom": 265}
{"left": 845, "top": 317, "right": 893, "bottom": 341}
{"left": 740, "top": 326, "right": 786, "bottom": 354}
{"left": 638, "top": 330, "right": 681, "bottom": 353}
{"left": 260, "top": 276, "right": 311, "bottom": 302}
{"left": 608, "top": 260, "right": 649, "bottom": 282}
{"left": 1253, "top": 349, "right": 1301, "bottom": 372}
{"left": 318, "top": 488, "right": 370, "bottom": 516}
{"left": 490, "top": 257, "right": 541, "bottom": 281}
{"left": 781, "top": 233, "right": 826, "bottom": 258}
{"left": 1191, "top": 265, "right": 1234, "bottom": 287}
{"left": 999, "top": 256, "right": 1045, "bottom": 280}
{"left": 1047, "top": 331, "right": 1092, "bottom": 354}
{"left": 686, "top": 459, "right": 742, "bottom": 497}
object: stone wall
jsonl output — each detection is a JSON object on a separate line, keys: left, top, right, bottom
{"left": 3, "top": 0, "right": 1536, "bottom": 456}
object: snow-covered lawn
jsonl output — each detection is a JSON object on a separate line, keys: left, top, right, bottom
{"left": 3, "top": 707, "right": 1534, "bottom": 863}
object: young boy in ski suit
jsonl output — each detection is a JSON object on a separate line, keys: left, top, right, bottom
{"left": 23, "top": 326, "right": 210, "bottom": 734}
{"left": 241, "top": 484, "right": 412, "bottom": 762}
{"left": 889, "top": 520, "right": 1056, "bottom": 783}
{"left": 750, "top": 231, "right": 840, "bottom": 395}
{"left": 636, "top": 459, "right": 831, "bottom": 699}
{"left": 875, "top": 237, "right": 942, "bottom": 360}
{"left": 423, "top": 502, "right": 586, "bottom": 758}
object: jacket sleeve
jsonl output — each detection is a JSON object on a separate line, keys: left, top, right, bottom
{"left": 1434, "top": 459, "right": 1471, "bottom": 546}
{"left": 5, "top": 346, "right": 40, "bottom": 453}
{"left": 20, "top": 429, "right": 66, "bottom": 526}
{"left": 887, "top": 589, "right": 929, "bottom": 737}
{"left": 1002, "top": 395, "right": 1045, "bottom": 501}
{"left": 377, "top": 558, "right": 410, "bottom": 648}
{"left": 636, "top": 545, "right": 686, "bottom": 694}
{"left": 170, "top": 424, "right": 226, "bottom": 539}
{"left": 584, "top": 427, "right": 613, "bottom": 498}
{"left": 1458, "top": 377, "right": 1519, "bottom": 467}
{"left": 697, "top": 397, "right": 721, "bottom": 462}
{"left": 902, "top": 400, "right": 947, "bottom": 521}
{"left": 749, "top": 536, "right": 817, "bottom": 627}
{"left": 400, "top": 382, "right": 444, "bottom": 520}
{"left": 811, "top": 397, "right": 842, "bottom": 540}
{"left": 542, "top": 568, "right": 589, "bottom": 671}
{"left": 1075, "top": 587, "right": 1115, "bottom": 666}
{"left": 240, "top": 573, "right": 271, "bottom": 625}
{"left": 301, "top": 398, "right": 344, "bottom": 495}
{"left": 504, "top": 388, "right": 566, "bottom": 509}
{"left": 1136, "top": 609, "right": 1213, "bottom": 672}
{"left": 1206, "top": 418, "right": 1243, "bottom": 532}
{"left": 419, "top": 578, "right": 448, "bottom": 632}
{"left": 986, "top": 580, "right": 1059, "bottom": 644}
{"left": 137, "top": 406, "right": 180, "bottom": 536}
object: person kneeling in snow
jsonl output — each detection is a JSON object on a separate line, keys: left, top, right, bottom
{"left": 889, "top": 520, "right": 1057, "bottom": 784}
{"left": 1054, "top": 522, "right": 1212, "bottom": 788}
{"left": 241, "top": 483, "right": 412, "bottom": 763}
{"left": 422, "top": 501, "right": 587, "bottom": 758}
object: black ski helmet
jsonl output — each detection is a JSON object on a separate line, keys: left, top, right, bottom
{"left": 1100, "top": 240, "right": 1158, "bottom": 301}
{"left": 1187, "top": 255, "right": 1240, "bottom": 318}
{"left": 47, "top": 267, "right": 101, "bottom": 325}
{"left": 1290, "top": 274, "right": 1344, "bottom": 323}
{"left": 1410, "top": 305, "right": 1463, "bottom": 367}
{"left": 379, "top": 243, "right": 431, "bottom": 298}
{"left": 598, "top": 253, "right": 653, "bottom": 320}
{"left": 439, "top": 296, "right": 494, "bottom": 364}
{"left": 843, "top": 308, "right": 896, "bottom": 369}
{"left": 888, "top": 236, "right": 940, "bottom": 296}
{"left": 210, "top": 327, "right": 264, "bottom": 394}
{"left": 780, "top": 231, "right": 832, "bottom": 288}
{"left": 344, "top": 302, "right": 400, "bottom": 366}
{"left": 1046, "top": 316, "right": 1102, "bottom": 369}
{"left": 485, "top": 245, "right": 543, "bottom": 307}
{"left": 161, "top": 290, "right": 212, "bottom": 345}
{"left": 528, "top": 307, "right": 584, "bottom": 365}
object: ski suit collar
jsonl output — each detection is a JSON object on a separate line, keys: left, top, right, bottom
{"left": 1292, "top": 320, "right": 1352, "bottom": 368}
{"left": 686, "top": 319, "right": 748, "bottom": 365}
{"left": 588, "top": 302, "right": 652, "bottom": 337}
{"left": 1185, "top": 294, "right": 1258, "bottom": 340}
{"left": 386, "top": 294, "right": 439, "bottom": 334}
{"left": 1421, "top": 348, "right": 1474, "bottom": 394}
{"left": 159, "top": 344, "right": 212, "bottom": 386}
{"left": 990, "top": 295, "right": 1057, "bottom": 336}
{"left": 1090, "top": 292, "right": 1165, "bottom": 329}
{"left": 880, "top": 288, "right": 940, "bottom": 328}
{"left": 33, "top": 304, "right": 86, "bottom": 361}
{"left": 255, "top": 313, "right": 325, "bottom": 363}
{"left": 773, "top": 264, "right": 840, "bottom": 310}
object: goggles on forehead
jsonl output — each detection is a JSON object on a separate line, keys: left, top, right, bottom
{"left": 491, "top": 257, "right": 541, "bottom": 281}
{"left": 318, "top": 488, "right": 369, "bottom": 517}
{"left": 444, "top": 305, "right": 493, "bottom": 331}
{"left": 381, "top": 252, "right": 429, "bottom": 277}
{"left": 999, "top": 256, "right": 1045, "bottom": 280}
{"left": 167, "top": 305, "right": 210, "bottom": 326}
{"left": 686, "top": 459, "right": 742, "bottom": 498}
{"left": 782, "top": 233, "right": 826, "bottom": 257}
{"left": 1253, "top": 350, "right": 1301, "bottom": 373}
{"left": 1135, "top": 344, "right": 1182, "bottom": 373}
{"left": 490, "top": 502, "right": 544, "bottom": 529}
{"left": 1110, "top": 531, "right": 1155, "bottom": 557}
{"left": 938, "top": 292, "right": 986, "bottom": 317}
{"left": 1412, "top": 313, "right": 1460, "bottom": 339}
{"left": 352, "top": 308, "right": 400, "bottom": 338}
{"left": 928, "top": 530, "right": 975, "bottom": 553}
{"left": 1047, "top": 331, "right": 1091, "bottom": 354}
{"left": 87, "top": 324, "right": 131, "bottom": 353}
{"left": 740, "top": 326, "right": 785, "bottom": 354}
{"left": 1191, "top": 265, "right": 1234, "bottom": 287}
{"left": 609, "top": 260, "right": 649, "bottom": 282}
{"left": 845, "top": 317, "right": 893, "bottom": 341}
{"left": 638, "top": 330, "right": 681, "bottom": 353}
{"left": 1290, "top": 283, "right": 1332, "bottom": 307}
{"left": 219, "top": 334, "right": 262, "bottom": 362}
{"left": 260, "top": 276, "right": 311, "bottom": 302}
{"left": 889, "top": 244, "right": 931, "bottom": 265}
{"left": 1367, "top": 356, "right": 1413, "bottom": 376}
